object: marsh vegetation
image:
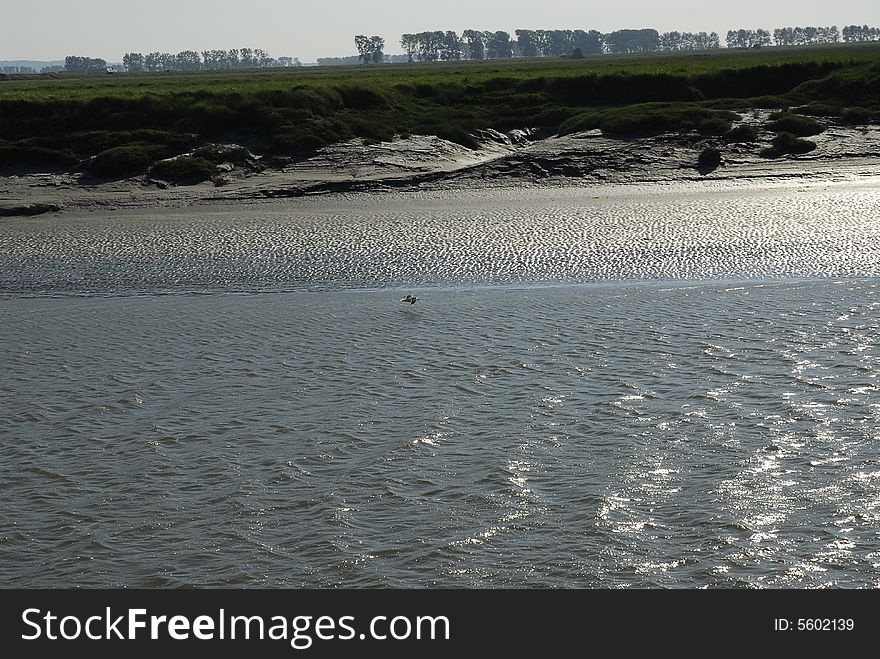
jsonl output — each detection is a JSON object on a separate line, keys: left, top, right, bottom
{"left": 1, "top": 44, "right": 878, "bottom": 180}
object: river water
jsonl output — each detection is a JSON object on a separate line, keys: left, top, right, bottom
{"left": 2, "top": 180, "right": 879, "bottom": 587}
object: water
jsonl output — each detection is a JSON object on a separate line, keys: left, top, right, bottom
{"left": 2, "top": 181, "right": 880, "bottom": 587}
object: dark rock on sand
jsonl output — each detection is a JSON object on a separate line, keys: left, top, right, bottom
{"left": 0, "top": 202, "right": 63, "bottom": 217}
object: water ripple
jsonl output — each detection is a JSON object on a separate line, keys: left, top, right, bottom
{"left": 0, "top": 278, "right": 878, "bottom": 587}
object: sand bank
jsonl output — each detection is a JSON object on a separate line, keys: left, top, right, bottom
{"left": 1, "top": 115, "right": 879, "bottom": 218}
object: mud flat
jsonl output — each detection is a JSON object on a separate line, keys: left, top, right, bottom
{"left": 2, "top": 168, "right": 880, "bottom": 298}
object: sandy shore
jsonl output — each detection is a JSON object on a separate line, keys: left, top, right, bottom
{"left": 1, "top": 112, "right": 879, "bottom": 217}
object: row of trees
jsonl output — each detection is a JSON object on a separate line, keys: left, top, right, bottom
{"left": 772, "top": 26, "right": 842, "bottom": 46}
{"left": 726, "top": 26, "right": 843, "bottom": 48}
{"left": 603, "top": 29, "right": 664, "bottom": 53}
{"left": 398, "top": 30, "right": 520, "bottom": 61}
{"left": 658, "top": 32, "right": 722, "bottom": 52}
{"left": 119, "top": 49, "right": 300, "bottom": 72}
{"left": 372, "top": 24, "right": 880, "bottom": 64}
{"left": 725, "top": 29, "right": 773, "bottom": 49}
{"left": 842, "top": 25, "right": 880, "bottom": 42}
{"left": 514, "top": 29, "right": 603, "bottom": 57}
{"left": 63, "top": 56, "right": 109, "bottom": 73}
{"left": 58, "top": 21, "right": 880, "bottom": 75}
{"left": 394, "top": 29, "right": 679, "bottom": 62}
{"left": 725, "top": 25, "right": 880, "bottom": 48}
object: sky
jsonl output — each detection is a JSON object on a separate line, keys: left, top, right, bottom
{"left": 2, "top": 0, "right": 879, "bottom": 63}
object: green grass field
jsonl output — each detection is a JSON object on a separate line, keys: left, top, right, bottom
{"left": 2, "top": 43, "right": 879, "bottom": 180}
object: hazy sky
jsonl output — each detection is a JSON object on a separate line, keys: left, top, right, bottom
{"left": 3, "top": 0, "right": 879, "bottom": 62}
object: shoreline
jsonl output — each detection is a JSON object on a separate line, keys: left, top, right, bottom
{"left": 4, "top": 273, "right": 877, "bottom": 304}
{"left": 2, "top": 118, "right": 879, "bottom": 218}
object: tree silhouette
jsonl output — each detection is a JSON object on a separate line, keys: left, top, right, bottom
{"left": 400, "top": 34, "right": 418, "bottom": 62}
{"left": 603, "top": 29, "right": 660, "bottom": 53}
{"left": 515, "top": 30, "right": 538, "bottom": 58}
{"left": 462, "top": 30, "right": 486, "bottom": 60}
{"left": 355, "top": 35, "right": 385, "bottom": 64}
{"left": 64, "top": 56, "right": 108, "bottom": 73}
{"left": 370, "top": 36, "right": 385, "bottom": 63}
{"left": 122, "top": 53, "right": 144, "bottom": 72}
{"left": 485, "top": 31, "right": 512, "bottom": 59}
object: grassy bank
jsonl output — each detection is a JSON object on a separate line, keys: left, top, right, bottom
{"left": 2, "top": 43, "right": 879, "bottom": 180}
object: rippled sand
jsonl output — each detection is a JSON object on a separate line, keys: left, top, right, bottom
{"left": 2, "top": 178, "right": 880, "bottom": 296}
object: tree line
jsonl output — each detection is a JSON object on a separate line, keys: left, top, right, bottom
{"left": 121, "top": 49, "right": 300, "bottom": 72}
{"left": 59, "top": 22, "right": 880, "bottom": 76}
{"left": 349, "top": 24, "right": 880, "bottom": 64}
{"left": 64, "top": 56, "right": 109, "bottom": 73}
{"left": 64, "top": 50, "right": 300, "bottom": 73}
{"left": 842, "top": 25, "right": 880, "bottom": 42}
{"left": 772, "top": 26, "right": 842, "bottom": 46}
{"left": 725, "top": 26, "right": 844, "bottom": 48}
{"left": 393, "top": 29, "right": 676, "bottom": 62}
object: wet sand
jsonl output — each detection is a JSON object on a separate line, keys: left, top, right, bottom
{"left": 3, "top": 175, "right": 880, "bottom": 297}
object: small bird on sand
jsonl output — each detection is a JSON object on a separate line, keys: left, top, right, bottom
{"left": 401, "top": 294, "right": 420, "bottom": 305}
